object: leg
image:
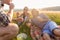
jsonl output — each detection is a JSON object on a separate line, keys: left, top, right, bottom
{"left": 4, "top": 23, "right": 19, "bottom": 40}
{"left": 53, "top": 29, "right": 60, "bottom": 37}
{"left": 48, "top": 21, "right": 60, "bottom": 37}
{"left": 55, "top": 37, "right": 60, "bottom": 40}
{"left": 42, "top": 21, "right": 58, "bottom": 40}
{"left": 43, "top": 33, "right": 51, "bottom": 40}
{"left": 0, "top": 23, "right": 19, "bottom": 40}
{"left": 39, "top": 37, "right": 44, "bottom": 40}
{"left": 42, "top": 30, "right": 52, "bottom": 40}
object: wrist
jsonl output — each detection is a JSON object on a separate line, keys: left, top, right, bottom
{"left": 9, "top": 8, "right": 13, "bottom": 12}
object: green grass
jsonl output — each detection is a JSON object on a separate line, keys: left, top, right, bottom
{"left": 13, "top": 13, "right": 60, "bottom": 40}
{"left": 46, "top": 13, "right": 60, "bottom": 25}
{"left": 13, "top": 21, "right": 32, "bottom": 40}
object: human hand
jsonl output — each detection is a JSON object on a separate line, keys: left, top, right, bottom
{"left": 9, "top": 3, "right": 14, "bottom": 10}
{"left": 26, "top": 23, "right": 31, "bottom": 27}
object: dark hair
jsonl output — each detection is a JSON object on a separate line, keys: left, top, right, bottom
{"left": 1, "top": 4, "right": 4, "bottom": 7}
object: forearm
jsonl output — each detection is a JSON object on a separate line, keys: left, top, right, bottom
{"left": 7, "top": 9, "right": 13, "bottom": 21}
{"left": 30, "top": 31, "right": 36, "bottom": 40}
{"left": 7, "top": 3, "right": 14, "bottom": 21}
{"left": 2, "top": 0, "right": 14, "bottom": 22}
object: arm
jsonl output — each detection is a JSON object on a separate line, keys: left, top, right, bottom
{"left": 7, "top": 3, "right": 14, "bottom": 22}
{"left": 30, "top": 29, "right": 36, "bottom": 40}
{"left": 13, "top": 17, "right": 23, "bottom": 22}
{"left": 3, "top": 0, "right": 14, "bottom": 22}
{"left": 12, "top": 13, "right": 24, "bottom": 21}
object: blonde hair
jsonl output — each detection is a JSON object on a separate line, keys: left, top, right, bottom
{"left": 31, "top": 9, "right": 39, "bottom": 17}
{"left": 31, "top": 9, "right": 49, "bottom": 22}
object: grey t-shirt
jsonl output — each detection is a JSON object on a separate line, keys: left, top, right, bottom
{"left": 31, "top": 13, "right": 50, "bottom": 29}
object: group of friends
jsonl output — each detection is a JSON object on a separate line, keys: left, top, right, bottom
{"left": 14, "top": 7, "right": 60, "bottom": 40}
{"left": 0, "top": 0, "right": 60, "bottom": 40}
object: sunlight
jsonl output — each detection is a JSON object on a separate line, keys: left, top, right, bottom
{"left": 4, "top": 0, "right": 60, "bottom": 9}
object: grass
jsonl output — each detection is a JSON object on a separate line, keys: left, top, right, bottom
{"left": 46, "top": 13, "right": 60, "bottom": 25}
{"left": 13, "top": 11, "right": 60, "bottom": 40}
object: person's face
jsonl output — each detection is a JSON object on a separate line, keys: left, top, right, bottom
{"left": 23, "top": 7, "right": 28, "bottom": 13}
{"left": 31, "top": 10, "right": 37, "bottom": 17}
{"left": 31, "top": 9, "right": 39, "bottom": 17}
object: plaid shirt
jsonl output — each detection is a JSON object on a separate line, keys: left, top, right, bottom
{"left": 0, "top": 12, "right": 10, "bottom": 26}
{"left": 30, "top": 25, "right": 42, "bottom": 40}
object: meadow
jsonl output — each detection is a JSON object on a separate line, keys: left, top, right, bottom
{"left": 13, "top": 11, "right": 60, "bottom": 25}
{"left": 12, "top": 11, "right": 60, "bottom": 40}
{"left": 43, "top": 11, "right": 60, "bottom": 25}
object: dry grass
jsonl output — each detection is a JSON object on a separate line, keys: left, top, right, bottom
{"left": 12, "top": 11, "right": 60, "bottom": 40}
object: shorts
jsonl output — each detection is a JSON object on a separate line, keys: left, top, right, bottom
{"left": 42, "top": 21, "right": 58, "bottom": 37}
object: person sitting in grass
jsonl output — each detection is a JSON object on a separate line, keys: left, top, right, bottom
{"left": 0, "top": 0, "right": 19, "bottom": 40}
{"left": 26, "top": 22, "right": 43, "bottom": 40}
{"left": 27, "top": 9, "right": 60, "bottom": 40}
{"left": 13, "top": 12, "right": 23, "bottom": 26}
{"left": 20, "top": 7, "right": 30, "bottom": 22}
{"left": 13, "top": 7, "right": 30, "bottom": 26}
{"left": 26, "top": 9, "right": 43, "bottom": 40}
{"left": 13, "top": 7, "right": 32, "bottom": 40}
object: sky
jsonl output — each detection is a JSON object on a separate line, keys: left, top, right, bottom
{"left": 4, "top": 0, "right": 60, "bottom": 9}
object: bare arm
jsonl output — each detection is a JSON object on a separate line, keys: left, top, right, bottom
{"left": 7, "top": 3, "right": 14, "bottom": 22}
{"left": 3, "top": 0, "right": 14, "bottom": 21}
{"left": 13, "top": 17, "right": 23, "bottom": 22}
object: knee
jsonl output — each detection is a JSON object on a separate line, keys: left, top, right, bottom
{"left": 0, "top": 23, "right": 19, "bottom": 40}
{"left": 9, "top": 23, "right": 19, "bottom": 36}
{"left": 43, "top": 33, "right": 48, "bottom": 38}
{"left": 43, "top": 33, "right": 50, "bottom": 40}
{"left": 53, "top": 29, "right": 60, "bottom": 36}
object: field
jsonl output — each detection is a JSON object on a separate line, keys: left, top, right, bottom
{"left": 13, "top": 11, "right": 60, "bottom": 25}
{"left": 12, "top": 11, "right": 60, "bottom": 40}
{"left": 41, "top": 11, "right": 60, "bottom": 25}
